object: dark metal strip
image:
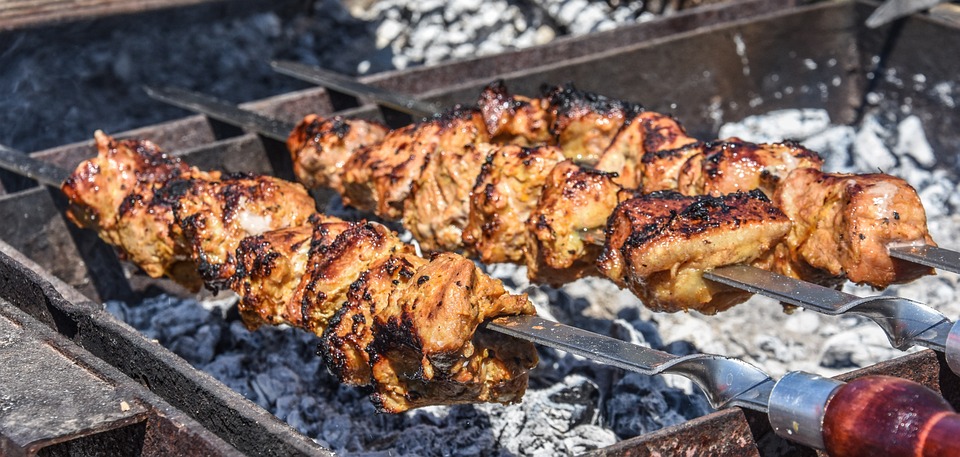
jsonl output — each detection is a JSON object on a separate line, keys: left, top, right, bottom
{"left": 143, "top": 86, "right": 295, "bottom": 142}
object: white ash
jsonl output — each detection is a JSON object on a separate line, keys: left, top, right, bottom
{"left": 352, "top": 0, "right": 655, "bottom": 71}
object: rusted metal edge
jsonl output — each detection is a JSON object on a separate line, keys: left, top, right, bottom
{"left": 0, "top": 240, "right": 334, "bottom": 456}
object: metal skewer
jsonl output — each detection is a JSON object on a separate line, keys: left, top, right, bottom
{"left": 270, "top": 60, "right": 440, "bottom": 118}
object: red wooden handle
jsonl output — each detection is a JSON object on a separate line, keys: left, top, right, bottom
{"left": 822, "top": 375, "right": 960, "bottom": 457}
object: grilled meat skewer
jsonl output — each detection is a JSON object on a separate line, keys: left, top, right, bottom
{"left": 288, "top": 108, "right": 932, "bottom": 311}
{"left": 151, "top": 82, "right": 936, "bottom": 313}
{"left": 62, "top": 132, "right": 538, "bottom": 412}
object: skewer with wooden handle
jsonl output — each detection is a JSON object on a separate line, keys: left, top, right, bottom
{"left": 264, "top": 63, "right": 960, "bottom": 277}
{"left": 496, "top": 315, "right": 960, "bottom": 457}
{"left": 3, "top": 141, "right": 959, "bottom": 456}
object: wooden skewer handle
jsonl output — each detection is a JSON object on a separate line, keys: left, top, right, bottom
{"left": 821, "top": 375, "right": 960, "bottom": 457}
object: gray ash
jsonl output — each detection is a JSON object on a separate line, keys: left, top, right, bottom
{"left": 106, "top": 293, "right": 710, "bottom": 455}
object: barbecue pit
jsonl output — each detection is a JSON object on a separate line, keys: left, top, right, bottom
{"left": 1, "top": 1, "right": 959, "bottom": 455}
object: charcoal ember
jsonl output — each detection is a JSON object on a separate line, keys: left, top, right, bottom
{"left": 605, "top": 372, "right": 710, "bottom": 438}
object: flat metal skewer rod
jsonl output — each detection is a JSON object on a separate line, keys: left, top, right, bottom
{"left": 487, "top": 314, "right": 775, "bottom": 412}
{"left": 0, "top": 144, "right": 70, "bottom": 188}
{"left": 270, "top": 60, "right": 440, "bottom": 118}
{"left": 143, "top": 86, "right": 295, "bottom": 143}
{"left": 889, "top": 244, "right": 960, "bottom": 275}
{"left": 705, "top": 265, "right": 958, "bottom": 357}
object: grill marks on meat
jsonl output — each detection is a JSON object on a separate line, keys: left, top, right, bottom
{"left": 174, "top": 173, "right": 320, "bottom": 288}
{"left": 62, "top": 130, "right": 194, "bottom": 245}
{"left": 770, "top": 169, "right": 935, "bottom": 287}
{"left": 677, "top": 140, "right": 824, "bottom": 197}
{"left": 526, "top": 161, "right": 622, "bottom": 285}
{"left": 64, "top": 133, "right": 538, "bottom": 413}
{"left": 63, "top": 131, "right": 216, "bottom": 290}
{"left": 341, "top": 107, "right": 487, "bottom": 219}
{"left": 287, "top": 114, "right": 389, "bottom": 194}
{"left": 364, "top": 252, "right": 536, "bottom": 411}
{"left": 404, "top": 113, "right": 492, "bottom": 252}
{"left": 599, "top": 190, "right": 792, "bottom": 314}
{"left": 545, "top": 83, "right": 644, "bottom": 164}
{"left": 596, "top": 111, "right": 698, "bottom": 188}
{"left": 462, "top": 144, "right": 566, "bottom": 264}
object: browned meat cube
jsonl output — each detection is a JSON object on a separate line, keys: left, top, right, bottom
{"left": 477, "top": 80, "right": 554, "bottom": 146}
{"left": 286, "top": 114, "right": 389, "bottom": 194}
{"left": 526, "top": 161, "right": 621, "bottom": 285}
{"left": 599, "top": 190, "right": 792, "bottom": 314}
{"left": 366, "top": 252, "right": 537, "bottom": 412}
{"left": 174, "top": 173, "right": 320, "bottom": 287}
{"left": 596, "top": 111, "right": 697, "bottom": 188}
{"left": 678, "top": 140, "right": 823, "bottom": 197}
{"left": 61, "top": 130, "right": 195, "bottom": 245}
{"left": 463, "top": 144, "right": 566, "bottom": 263}
{"left": 639, "top": 142, "right": 705, "bottom": 193}
{"left": 403, "top": 113, "right": 492, "bottom": 252}
{"left": 773, "top": 168, "right": 935, "bottom": 287}
{"left": 545, "top": 83, "right": 642, "bottom": 164}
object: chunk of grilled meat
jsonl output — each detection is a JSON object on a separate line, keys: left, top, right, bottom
{"left": 403, "top": 120, "right": 493, "bottom": 252}
{"left": 341, "top": 107, "right": 489, "bottom": 220}
{"left": 677, "top": 140, "right": 824, "bottom": 197}
{"left": 477, "top": 80, "right": 554, "bottom": 146}
{"left": 63, "top": 131, "right": 218, "bottom": 289}
{"left": 172, "top": 173, "right": 320, "bottom": 288}
{"left": 595, "top": 111, "right": 698, "bottom": 188}
{"left": 463, "top": 144, "right": 566, "bottom": 264}
{"left": 230, "top": 219, "right": 538, "bottom": 413}
{"left": 639, "top": 142, "right": 705, "bottom": 194}
{"left": 599, "top": 190, "right": 792, "bottom": 314}
{"left": 62, "top": 130, "right": 196, "bottom": 246}
{"left": 363, "top": 252, "right": 536, "bottom": 412}
{"left": 526, "top": 161, "right": 622, "bottom": 285}
{"left": 770, "top": 169, "right": 935, "bottom": 287}
{"left": 286, "top": 114, "right": 389, "bottom": 194}
{"left": 545, "top": 83, "right": 644, "bottom": 164}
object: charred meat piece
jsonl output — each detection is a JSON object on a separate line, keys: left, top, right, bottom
{"left": 595, "top": 111, "right": 698, "bottom": 188}
{"left": 114, "top": 179, "right": 200, "bottom": 290}
{"left": 772, "top": 169, "right": 935, "bottom": 287}
{"left": 322, "top": 253, "right": 428, "bottom": 386}
{"left": 599, "top": 190, "right": 792, "bottom": 314}
{"left": 298, "top": 221, "right": 414, "bottom": 337}
{"left": 286, "top": 114, "right": 389, "bottom": 194}
{"left": 463, "top": 144, "right": 566, "bottom": 264}
{"left": 341, "top": 107, "right": 484, "bottom": 219}
{"left": 678, "top": 140, "right": 824, "bottom": 197}
{"left": 526, "top": 161, "right": 622, "bottom": 285}
{"left": 545, "top": 83, "right": 643, "bottom": 164}
{"left": 365, "top": 252, "right": 537, "bottom": 412}
{"left": 477, "top": 80, "right": 554, "bottom": 146}
{"left": 229, "top": 222, "right": 318, "bottom": 329}
{"left": 640, "top": 142, "right": 706, "bottom": 193}
{"left": 403, "top": 113, "right": 492, "bottom": 252}
{"left": 63, "top": 131, "right": 217, "bottom": 290}
{"left": 61, "top": 130, "right": 197, "bottom": 245}
{"left": 173, "top": 173, "right": 321, "bottom": 288}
